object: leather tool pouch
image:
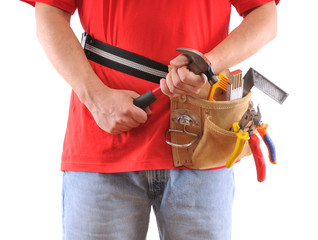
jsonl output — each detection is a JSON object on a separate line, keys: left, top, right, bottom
{"left": 166, "top": 83, "right": 252, "bottom": 169}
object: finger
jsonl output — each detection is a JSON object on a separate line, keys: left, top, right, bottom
{"left": 110, "top": 126, "right": 131, "bottom": 135}
{"left": 106, "top": 123, "right": 129, "bottom": 135}
{"left": 169, "top": 67, "right": 197, "bottom": 95}
{"left": 167, "top": 67, "right": 200, "bottom": 95}
{"left": 170, "top": 54, "right": 189, "bottom": 68}
{"left": 130, "top": 106, "right": 148, "bottom": 124}
{"left": 128, "top": 91, "right": 142, "bottom": 99}
{"left": 160, "top": 78, "right": 188, "bottom": 97}
{"left": 160, "top": 78, "right": 173, "bottom": 97}
{"left": 124, "top": 90, "right": 150, "bottom": 122}
{"left": 144, "top": 106, "right": 152, "bottom": 116}
{"left": 165, "top": 70, "right": 197, "bottom": 96}
{"left": 177, "top": 67, "right": 207, "bottom": 87}
{"left": 114, "top": 113, "right": 140, "bottom": 129}
{"left": 110, "top": 100, "right": 146, "bottom": 127}
{"left": 110, "top": 128, "right": 126, "bottom": 135}
{"left": 165, "top": 70, "right": 176, "bottom": 94}
{"left": 116, "top": 123, "right": 134, "bottom": 132}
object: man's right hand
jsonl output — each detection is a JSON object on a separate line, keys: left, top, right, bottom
{"left": 35, "top": 3, "right": 150, "bottom": 135}
{"left": 84, "top": 85, "right": 151, "bottom": 134}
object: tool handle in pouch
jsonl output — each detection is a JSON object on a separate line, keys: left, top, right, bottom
{"left": 207, "top": 73, "right": 228, "bottom": 101}
{"left": 226, "top": 130, "right": 250, "bottom": 168}
{"left": 207, "top": 83, "right": 219, "bottom": 101}
{"left": 249, "top": 134, "right": 266, "bottom": 182}
{"left": 257, "top": 123, "right": 277, "bottom": 164}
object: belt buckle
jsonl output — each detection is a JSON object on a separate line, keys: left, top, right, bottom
{"left": 81, "top": 32, "right": 88, "bottom": 49}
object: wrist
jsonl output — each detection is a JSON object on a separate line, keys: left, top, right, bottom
{"left": 75, "top": 75, "right": 111, "bottom": 109}
{"left": 204, "top": 53, "right": 222, "bottom": 74}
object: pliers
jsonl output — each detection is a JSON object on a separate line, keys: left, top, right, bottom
{"left": 249, "top": 106, "right": 277, "bottom": 182}
{"left": 225, "top": 107, "right": 251, "bottom": 169}
{"left": 254, "top": 106, "right": 277, "bottom": 164}
{"left": 248, "top": 107, "right": 266, "bottom": 182}
{"left": 226, "top": 104, "right": 267, "bottom": 182}
{"left": 247, "top": 105, "right": 277, "bottom": 182}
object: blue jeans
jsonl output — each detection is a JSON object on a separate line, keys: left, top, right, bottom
{"left": 62, "top": 169, "right": 235, "bottom": 240}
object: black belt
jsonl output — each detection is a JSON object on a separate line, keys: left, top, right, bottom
{"left": 81, "top": 32, "right": 168, "bottom": 84}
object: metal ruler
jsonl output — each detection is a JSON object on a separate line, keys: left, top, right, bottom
{"left": 243, "top": 68, "right": 289, "bottom": 104}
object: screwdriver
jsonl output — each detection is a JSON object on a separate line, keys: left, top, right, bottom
{"left": 133, "top": 87, "right": 162, "bottom": 110}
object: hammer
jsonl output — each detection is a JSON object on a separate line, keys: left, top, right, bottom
{"left": 133, "top": 48, "right": 219, "bottom": 109}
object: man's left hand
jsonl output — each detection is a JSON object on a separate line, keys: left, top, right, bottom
{"left": 160, "top": 54, "right": 207, "bottom": 98}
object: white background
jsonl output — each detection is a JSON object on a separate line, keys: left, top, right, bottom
{"left": 1, "top": 0, "right": 317, "bottom": 239}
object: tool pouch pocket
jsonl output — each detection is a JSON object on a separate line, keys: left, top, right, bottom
{"left": 167, "top": 84, "right": 252, "bottom": 169}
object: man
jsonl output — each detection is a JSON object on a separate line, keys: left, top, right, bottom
{"left": 22, "top": 0, "right": 278, "bottom": 239}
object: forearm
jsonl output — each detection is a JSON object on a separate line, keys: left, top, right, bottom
{"left": 35, "top": 3, "right": 107, "bottom": 105}
{"left": 205, "top": 1, "right": 277, "bottom": 73}
{"left": 35, "top": 3, "right": 149, "bottom": 134}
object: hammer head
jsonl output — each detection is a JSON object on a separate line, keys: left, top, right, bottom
{"left": 176, "top": 48, "right": 219, "bottom": 85}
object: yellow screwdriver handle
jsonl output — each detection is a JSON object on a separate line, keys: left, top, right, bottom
{"left": 226, "top": 130, "right": 250, "bottom": 168}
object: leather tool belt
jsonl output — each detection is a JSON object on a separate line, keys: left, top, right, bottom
{"left": 81, "top": 32, "right": 252, "bottom": 169}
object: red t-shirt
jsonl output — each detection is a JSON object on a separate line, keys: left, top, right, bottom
{"left": 22, "top": 0, "right": 279, "bottom": 173}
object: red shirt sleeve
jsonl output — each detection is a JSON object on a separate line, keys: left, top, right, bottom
{"left": 21, "top": 0, "right": 77, "bottom": 15}
{"left": 232, "top": 0, "right": 280, "bottom": 16}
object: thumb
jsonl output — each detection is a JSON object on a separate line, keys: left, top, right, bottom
{"left": 127, "top": 90, "right": 141, "bottom": 99}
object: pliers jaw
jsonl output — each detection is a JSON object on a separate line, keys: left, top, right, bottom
{"left": 238, "top": 102, "right": 255, "bottom": 133}
{"left": 253, "top": 105, "right": 262, "bottom": 127}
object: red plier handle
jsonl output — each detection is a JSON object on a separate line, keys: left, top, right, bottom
{"left": 256, "top": 123, "right": 277, "bottom": 164}
{"left": 248, "top": 134, "right": 266, "bottom": 182}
